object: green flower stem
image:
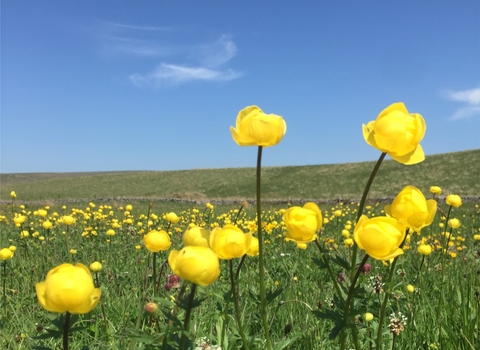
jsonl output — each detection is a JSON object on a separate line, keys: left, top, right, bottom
{"left": 437, "top": 222, "right": 454, "bottom": 320}
{"left": 350, "top": 152, "right": 386, "bottom": 281}
{"left": 340, "top": 254, "right": 369, "bottom": 350}
{"left": 94, "top": 273, "right": 109, "bottom": 337}
{"left": 229, "top": 260, "right": 249, "bottom": 350}
{"left": 314, "top": 240, "right": 344, "bottom": 300}
{"left": 64, "top": 225, "right": 70, "bottom": 262}
{"left": 2, "top": 261, "right": 6, "bottom": 318}
{"left": 256, "top": 146, "right": 272, "bottom": 350}
{"left": 220, "top": 290, "right": 231, "bottom": 349}
{"left": 179, "top": 283, "right": 197, "bottom": 350}
{"left": 63, "top": 311, "right": 71, "bottom": 350}
{"left": 375, "top": 232, "right": 408, "bottom": 350}
{"left": 152, "top": 252, "right": 157, "bottom": 297}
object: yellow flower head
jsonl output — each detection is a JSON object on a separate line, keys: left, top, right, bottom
{"left": 125, "top": 204, "right": 133, "bottom": 211}
{"left": 385, "top": 186, "right": 437, "bottom": 232}
{"left": 61, "top": 216, "right": 75, "bottom": 226}
{"left": 143, "top": 230, "right": 171, "bottom": 253}
{"left": 406, "top": 284, "right": 415, "bottom": 293}
{"left": 106, "top": 229, "right": 116, "bottom": 237}
{"left": 13, "top": 215, "right": 26, "bottom": 225}
{"left": 0, "top": 248, "right": 14, "bottom": 261}
{"left": 364, "top": 312, "right": 374, "bottom": 322}
{"left": 447, "top": 218, "right": 461, "bottom": 229}
{"left": 42, "top": 220, "right": 53, "bottom": 229}
{"left": 429, "top": 186, "right": 442, "bottom": 195}
{"left": 230, "top": 106, "right": 286, "bottom": 147}
{"left": 417, "top": 244, "right": 432, "bottom": 256}
{"left": 37, "top": 209, "right": 48, "bottom": 218}
{"left": 165, "top": 212, "right": 180, "bottom": 224}
{"left": 35, "top": 263, "right": 101, "bottom": 314}
{"left": 246, "top": 236, "right": 259, "bottom": 256}
{"left": 353, "top": 215, "right": 406, "bottom": 261}
{"left": 10, "top": 191, "right": 17, "bottom": 199}
{"left": 168, "top": 246, "right": 220, "bottom": 287}
{"left": 362, "top": 102, "right": 426, "bottom": 164}
{"left": 183, "top": 226, "right": 210, "bottom": 248}
{"left": 283, "top": 202, "right": 322, "bottom": 244}
{"left": 446, "top": 194, "right": 462, "bottom": 208}
{"left": 89, "top": 261, "right": 102, "bottom": 272}
{"left": 209, "top": 224, "right": 253, "bottom": 259}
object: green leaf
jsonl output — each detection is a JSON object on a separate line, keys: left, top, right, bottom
{"left": 311, "top": 257, "right": 327, "bottom": 269}
{"left": 331, "top": 255, "right": 351, "bottom": 271}
{"left": 328, "top": 323, "right": 343, "bottom": 340}
{"left": 266, "top": 288, "right": 284, "bottom": 304}
{"left": 274, "top": 336, "right": 299, "bottom": 350}
{"left": 176, "top": 296, "right": 207, "bottom": 310}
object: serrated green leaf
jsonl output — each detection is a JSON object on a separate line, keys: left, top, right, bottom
{"left": 331, "top": 255, "right": 351, "bottom": 271}
{"left": 266, "top": 288, "right": 284, "bottom": 304}
{"left": 328, "top": 323, "right": 343, "bottom": 340}
{"left": 311, "top": 257, "right": 327, "bottom": 269}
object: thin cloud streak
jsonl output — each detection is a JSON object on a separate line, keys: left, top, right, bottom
{"left": 103, "top": 21, "right": 174, "bottom": 32}
{"left": 130, "top": 63, "right": 243, "bottom": 87}
{"left": 443, "top": 87, "right": 480, "bottom": 120}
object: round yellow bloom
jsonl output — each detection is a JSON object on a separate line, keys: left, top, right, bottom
{"left": 246, "top": 236, "right": 259, "bottom": 256}
{"left": 70, "top": 249, "right": 77, "bottom": 255}
{"left": 42, "top": 220, "right": 53, "bottom": 229}
{"left": 61, "top": 216, "right": 75, "bottom": 225}
{"left": 353, "top": 215, "right": 406, "bottom": 261}
{"left": 209, "top": 224, "right": 253, "bottom": 259}
{"left": 35, "top": 263, "right": 101, "bottom": 314}
{"left": 385, "top": 186, "right": 437, "bottom": 232}
{"left": 362, "top": 102, "right": 426, "bottom": 164}
{"left": 473, "top": 234, "right": 480, "bottom": 241}
{"left": 8, "top": 246, "right": 17, "bottom": 252}
{"left": 296, "top": 242, "right": 308, "bottom": 250}
{"left": 0, "top": 248, "right": 14, "bottom": 260}
{"left": 447, "top": 218, "right": 461, "bottom": 229}
{"left": 106, "top": 229, "right": 116, "bottom": 237}
{"left": 143, "top": 230, "right": 171, "bottom": 252}
{"left": 230, "top": 105, "right": 286, "bottom": 147}
{"left": 89, "top": 261, "right": 102, "bottom": 272}
{"left": 446, "top": 194, "right": 462, "bottom": 208}
{"left": 13, "top": 215, "right": 26, "bottom": 225}
{"left": 334, "top": 210, "right": 342, "bottom": 217}
{"left": 283, "top": 202, "right": 322, "bottom": 244}
{"left": 429, "top": 186, "right": 442, "bottom": 195}
{"left": 165, "top": 212, "right": 180, "bottom": 224}
{"left": 417, "top": 244, "right": 432, "bottom": 256}
{"left": 364, "top": 312, "right": 374, "bottom": 322}
{"left": 407, "top": 284, "right": 415, "bottom": 293}
{"left": 344, "top": 238, "right": 354, "bottom": 247}
{"left": 125, "top": 204, "right": 133, "bottom": 211}
{"left": 37, "top": 209, "right": 48, "bottom": 218}
{"left": 168, "top": 246, "right": 220, "bottom": 287}
{"left": 10, "top": 191, "right": 17, "bottom": 199}
{"left": 183, "top": 226, "right": 210, "bottom": 248}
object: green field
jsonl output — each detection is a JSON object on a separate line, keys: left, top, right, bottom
{"left": 1, "top": 149, "right": 479, "bottom": 204}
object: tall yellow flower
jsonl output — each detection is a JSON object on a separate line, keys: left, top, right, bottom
{"left": 283, "top": 202, "right": 322, "bottom": 244}
{"left": 183, "top": 226, "right": 210, "bottom": 248}
{"left": 168, "top": 246, "right": 220, "bottom": 287}
{"left": 35, "top": 263, "right": 101, "bottom": 314}
{"left": 209, "top": 224, "right": 253, "bottom": 259}
{"left": 363, "top": 102, "right": 426, "bottom": 164}
{"left": 353, "top": 215, "right": 406, "bottom": 261}
{"left": 143, "top": 230, "right": 171, "bottom": 252}
{"left": 446, "top": 194, "right": 462, "bottom": 208}
{"left": 0, "top": 248, "right": 14, "bottom": 260}
{"left": 230, "top": 106, "right": 286, "bottom": 147}
{"left": 385, "top": 186, "right": 437, "bottom": 232}
{"left": 61, "top": 216, "right": 75, "bottom": 225}
{"left": 165, "top": 212, "right": 180, "bottom": 224}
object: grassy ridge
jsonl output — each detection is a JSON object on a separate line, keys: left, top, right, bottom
{"left": 1, "top": 149, "right": 479, "bottom": 202}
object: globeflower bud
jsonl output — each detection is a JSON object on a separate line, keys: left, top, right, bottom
{"left": 165, "top": 212, "right": 180, "bottom": 224}
{"left": 230, "top": 105, "right": 286, "bottom": 147}
{"left": 362, "top": 102, "right": 426, "bottom": 165}
{"left": 429, "top": 186, "right": 441, "bottom": 195}
{"left": 447, "top": 218, "right": 461, "bottom": 229}
{"left": 446, "top": 194, "right": 462, "bottom": 208}
{"left": 89, "top": 261, "right": 102, "bottom": 272}
{"left": 143, "top": 230, "right": 171, "bottom": 252}
{"left": 144, "top": 302, "right": 158, "bottom": 314}
{"left": 417, "top": 244, "right": 432, "bottom": 256}
{"left": 0, "top": 248, "right": 14, "bottom": 261}
{"left": 364, "top": 313, "right": 374, "bottom": 322}
{"left": 183, "top": 226, "right": 210, "bottom": 248}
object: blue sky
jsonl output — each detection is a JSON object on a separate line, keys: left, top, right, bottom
{"left": 1, "top": 1, "right": 479, "bottom": 173}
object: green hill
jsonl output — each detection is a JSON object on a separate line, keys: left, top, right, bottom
{"left": 1, "top": 149, "right": 479, "bottom": 203}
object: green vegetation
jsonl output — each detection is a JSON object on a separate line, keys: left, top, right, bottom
{"left": 1, "top": 149, "right": 479, "bottom": 203}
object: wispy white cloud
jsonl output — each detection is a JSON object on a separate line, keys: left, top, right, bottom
{"left": 103, "top": 21, "right": 174, "bottom": 32}
{"left": 130, "top": 63, "right": 243, "bottom": 87}
{"left": 129, "top": 34, "right": 243, "bottom": 87}
{"left": 443, "top": 87, "right": 480, "bottom": 120}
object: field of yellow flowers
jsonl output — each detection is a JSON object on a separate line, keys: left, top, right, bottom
{"left": 0, "top": 104, "right": 479, "bottom": 350}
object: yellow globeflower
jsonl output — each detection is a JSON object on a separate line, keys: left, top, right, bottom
{"left": 417, "top": 244, "right": 432, "bottom": 256}
{"left": 447, "top": 218, "right": 461, "bottom": 229}
{"left": 37, "top": 209, "right": 48, "bottom": 218}
{"left": 446, "top": 194, "right": 462, "bottom": 208}
{"left": 10, "top": 191, "right": 17, "bottom": 199}
{"left": 89, "top": 261, "right": 102, "bottom": 272}
{"left": 106, "top": 229, "right": 116, "bottom": 237}
{"left": 364, "top": 313, "right": 374, "bottom": 322}
{"left": 230, "top": 105, "right": 286, "bottom": 147}
{"left": 385, "top": 186, "right": 437, "bottom": 232}
{"left": 406, "top": 284, "right": 415, "bottom": 293}
{"left": 334, "top": 210, "right": 342, "bottom": 217}
{"left": 168, "top": 246, "right": 220, "bottom": 287}
{"left": 13, "top": 215, "right": 26, "bottom": 225}
{"left": 353, "top": 215, "right": 406, "bottom": 261}
{"left": 362, "top": 102, "right": 426, "bottom": 164}
{"left": 209, "top": 224, "right": 253, "bottom": 259}
{"left": 61, "top": 216, "right": 75, "bottom": 225}
{"left": 283, "top": 202, "right": 322, "bottom": 244}
{"left": 35, "top": 263, "right": 101, "bottom": 314}
{"left": 0, "top": 248, "right": 14, "bottom": 260}
{"left": 165, "top": 212, "right": 180, "bottom": 224}
{"left": 183, "top": 226, "right": 210, "bottom": 248}
{"left": 8, "top": 246, "right": 17, "bottom": 252}
{"left": 43, "top": 220, "right": 53, "bottom": 229}
{"left": 246, "top": 236, "right": 259, "bottom": 256}
{"left": 143, "top": 230, "right": 171, "bottom": 252}
{"left": 125, "top": 204, "right": 133, "bottom": 211}
{"left": 429, "top": 186, "right": 442, "bottom": 195}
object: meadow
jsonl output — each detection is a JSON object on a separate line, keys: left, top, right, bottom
{"left": 0, "top": 169, "right": 479, "bottom": 349}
